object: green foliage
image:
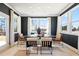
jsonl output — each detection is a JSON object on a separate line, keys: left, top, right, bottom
{"left": 62, "top": 26, "right": 67, "bottom": 30}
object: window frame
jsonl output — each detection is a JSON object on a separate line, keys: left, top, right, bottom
{"left": 61, "top": 12, "right": 68, "bottom": 32}
{"left": 13, "top": 13, "right": 18, "bottom": 33}
{"left": 71, "top": 5, "right": 79, "bottom": 33}
{"left": 28, "top": 17, "right": 51, "bottom": 36}
{"left": 0, "top": 11, "right": 9, "bottom": 47}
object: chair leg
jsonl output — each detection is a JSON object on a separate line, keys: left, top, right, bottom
{"left": 17, "top": 40, "right": 20, "bottom": 46}
{"left": 26, "top": 49, "right": 27, "bottom": 55}
{"left": 40, "top": 47, "right": 42, "bottom": 54}
{"left": 51, "top": 47, "right": 52, "bottom": 55}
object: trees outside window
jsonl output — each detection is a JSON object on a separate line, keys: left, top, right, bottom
{"left": 71, "top": 5, "right": 79, "bottom": 31}
{"left": 61, "top": 13, "right": 68, "bottom": 31}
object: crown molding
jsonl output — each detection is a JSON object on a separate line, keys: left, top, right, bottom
{"left": 4, "top": 3, "right": 21, "bottom": 16}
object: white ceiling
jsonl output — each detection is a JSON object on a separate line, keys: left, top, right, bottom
{"left": 7, "top": 3, "right": 72, "bottom": 16}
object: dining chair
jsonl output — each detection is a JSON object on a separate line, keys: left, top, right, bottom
{"left": 41, "top": 37, "right": 52, "bottom": 54}
{"left": 18, "top": 33, "right": 25, "bottom": 45}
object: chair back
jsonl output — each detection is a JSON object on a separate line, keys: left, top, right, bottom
{"left": 19, "top": 33, "right": 25, "bottom": 41}
{"left": 19, "top": 33, "right": 23, "bottom": 37}
{"left": 42, "top": 37, "right": 52, "bottom": 47}
{"left": 26, "top": 37, "right": 37, "bottom": 47}
{"left": 56, "top": 34, "right": 61, "bottom": 41}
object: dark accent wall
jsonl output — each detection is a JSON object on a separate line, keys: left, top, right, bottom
{"left": 21, "top": 17, "right": 58, "bottom": 36}
{"left": 61, "top": 34, "right": 78, "bottom": 49}
{"left": 14, "top": 33, "right": 19, "bottom": 42}
{"left": 21, "top": 17, "right": 28, "bottom": 35}
{"left": 51, "top": 17, "right": 57, "bottom": 36}
{"left": 0, "top": 3, "right": 10, "bottom": 15}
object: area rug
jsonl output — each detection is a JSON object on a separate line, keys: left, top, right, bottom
{"left": 15, "top": 50, "right": 30, "bottom": 56}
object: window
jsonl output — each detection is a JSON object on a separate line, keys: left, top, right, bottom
{"left": 13, "top": 13, "right": 18, "bottom": 32}
{"left": 0, "top": 16, "right": 6, "bottom": 35}
{"left": 71, "top": 5, "right": 79, "bottom": 31}
{"left": 60, "top": 5, "right": 79, "bottom": 35}
{"left": 0, "top": 11, "right": 9, "bottom": 47}
{"left": 29, "top": 18, "right": 49, "bottom": 36}
{"left": 61, "top": 13, "right": 68, "bottom": 31}
{"left": 0, "top": 15, "right": 7, "bottom": 47}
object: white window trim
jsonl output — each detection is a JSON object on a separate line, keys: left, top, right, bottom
{"left": 28, "top": 17, "right": 51, "bottom": 36}
{"left": 60, "top": 5, "right": 79, "bottom": 36}
{"left": 0, "top": 11, "right": 9, "bottom": 46}
{"left": 61, "top": 12, "right": 68, "bottom": 33}
{"left": 70, "top": 5, "right": 79, "bottom": 34}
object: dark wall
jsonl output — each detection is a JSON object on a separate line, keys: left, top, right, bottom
{"left": 61, "top": 34, "right": 78, "bottom": 49}
{"left": 14, "top": 33, "right": 19, "bottom": 42}
{"left": 51, "top": 17, "right": 57, "bottom": 36}
{"left": 21, "top": 17, "right": 57, "bottom": 36}
{"left": 21, "top": 17, "right": 28, "bottom": 35}
{"left": 0, "top": 3, "right": 10, "bottom": 15}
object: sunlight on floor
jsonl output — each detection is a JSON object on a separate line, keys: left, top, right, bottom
{"left": 0, "top": 36, "right": 7, "bottom": 47}
{"left": 0, "top": 41, "right": 78, "bottom": 56}
{"left": 0, "top": 36, "right": 6, "bottom": 41}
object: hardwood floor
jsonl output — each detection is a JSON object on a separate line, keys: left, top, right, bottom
{"left": 0, "top": 41, "right": 78, "bottom": 56}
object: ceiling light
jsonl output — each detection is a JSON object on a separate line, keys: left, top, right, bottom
{"left": 29, "top": 7, "right": 33, "bottom": 8}
{"left": 47, "top": 6, "right": 51, "bottom": 8}
{"left": 38, "top": 7, "right": 41, "bottom": 9}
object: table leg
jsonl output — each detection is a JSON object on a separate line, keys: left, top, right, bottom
{"left": 51, "top": 47, "right": 52, "bottom": 55}
{"left": 37, "top": 47, "right": 38, "bottom": 54}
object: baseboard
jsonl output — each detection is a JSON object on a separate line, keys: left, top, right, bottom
{"left": 62, "top": 42, "right": 78, "bottom": 54}
{"left": 9, "top": 42, "right": 18, "bottom": 48}
{"left": 0, "top": 42, "right": 17, "bottom": 54}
